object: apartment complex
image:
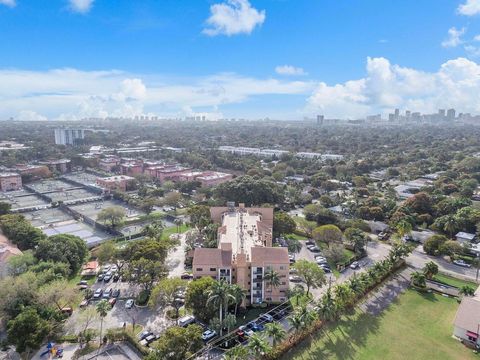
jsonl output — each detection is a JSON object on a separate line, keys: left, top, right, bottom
{"left": 193, "top": 204, "right": 289, "bottom": 305}
{"left": 96, "top": 175, "right": 135, "bottom": 192}
{"left": 0, "top": 173, "right": 22, "bottom": 191}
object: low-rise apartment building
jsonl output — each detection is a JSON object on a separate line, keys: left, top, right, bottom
{"left": 96, "top": 175, "right": 135, "bottom": 192}
{"left": 193, "top": 204, "right": 289, "bottom": 305}
{"left": 0, "top": 173, "right": 22, "bottom": 191}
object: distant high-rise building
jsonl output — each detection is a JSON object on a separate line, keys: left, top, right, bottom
{"left": 316, "top": 114, "right": 324, "bottom": 125}
{"left": 54, "top": 128, "right": 85, "bottom": 146}
{"left": 394, "top": 108, "right": 400, "bottom": 120}
{"left": 438, "top": 109, "right": 446, "bottom": 119}
{"left": 405, "top": 110, "right": 411, "bottom": 118}
{"left": 388, "top": 113, "right": 395, "bottom": 121}
{"left": 447, "top": 108, "right": 456, "bottom": 120}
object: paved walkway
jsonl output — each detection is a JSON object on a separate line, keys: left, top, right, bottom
{"left": 359, "top": 267, "right": 412, "bottom": 316}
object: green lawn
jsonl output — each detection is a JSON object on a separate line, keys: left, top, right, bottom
{"left": 286, "top": 233, "right": 309, "bottom": 241}
{"left": 283, "top": 289, "right": 478, "bottom": 360}
{"left": 433, "top": 273, "right": 478, "bottom": 289}
{"left": 161, "top": 224, "right": 190, "bottom": 240}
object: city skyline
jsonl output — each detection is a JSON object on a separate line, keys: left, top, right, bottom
{"left": 2, "top": 0, "right": 480, "bottom": 120}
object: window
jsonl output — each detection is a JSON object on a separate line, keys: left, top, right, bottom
{"left": 196, "top": 268, "right": 203, "bottom": 271}
{"left": 280, "top": 266, "right": 285, "bottom": 270}
{"left": 281, "top": 282, "right": 286, "bottom": 285}
{"left": 210, "top": 268, "right": 216, "bottom": 272}
{"left": 279, "top": 297, "right": 286, "bottom": 302}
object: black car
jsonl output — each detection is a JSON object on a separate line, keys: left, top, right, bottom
{"left": 112, "top": 289, "right": 120, "bottom": 298}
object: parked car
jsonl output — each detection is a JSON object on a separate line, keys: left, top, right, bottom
{"left": 178, "top": 315, "right": 195, "bottom": 327}
{"left": 108, "top": 298, "right": 116, "bottom": 307}
{"left": 125, "top": 299, "right": 134, "bottom": 309}
{"left": 140, "top": 334, "right": 158, "bottom": 347}
{"left": 113, "top": 274, "right": 120, "bottom": 282}
{"left": 112, "top": 289, "right": 120, "bottom": 298}
{"left": 289, "top": 275, "right": 303, "bottom": 282}
{"left": 138, "top": 330, "right": 153, "bottom": 341}
{"left": 202, "top": 329, "right": 217, "bottom": 342}
{"left": 350, "top": 261, "right": 360, "bottom": 270}
{"left": 306, "top": 239, "right": 315, "bottom": 246}
{"left": 453, "top": 259, "right": 471, "bottom": 268}
{"left": 61, "top": 307, "right": 73, "bottom": 316}
{"left": 250, "top": 322, "right": 264, "bottom": 332}
{"left": 78, "top": 280, "right": 88, "bottom": 286}
{"left": 319, "top": 264, "right": 332, "bottom": 273}
{"left": 103, "top": 272, "right": 113, "bottom": 282}
{"left": 238, "top": 324, "right": 254, "bottom": 337}
{"left": 79, "top": 299, "right": 89, "bottom": 308}
{"left": 378, "top": 232, "right": 389, "bottom": 240}
{"left": 102, "top": 288, "right": 112, "bottom": 298}
{"left": 258, "top": 314, "right": 274, "bottom": 323}
{"left": 180, "top": 272, "right": 193, "bottom": 280}
{"left": 97, "top": 273, "right": 104, "bottom": 282}
{"left": 93, "top": 288, "right": 103, "bottom": 299}
{"left": 316, "top": 258, "right": 328, "bottom": 265}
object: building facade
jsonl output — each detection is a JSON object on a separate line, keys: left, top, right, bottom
{"left": 54, "top": 128, "right": 85, "bottom": 145}
{"left": 96, "top": 175, "right": 135, "bottom": 192}
{"left": 193, "top": 204, "right": 289, "bottom": 305}
{"left": 0, "top": 173, "right": 22, "bottom": 191}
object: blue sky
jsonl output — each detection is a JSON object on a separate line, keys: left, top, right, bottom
{"left": 1, "top": 0, "right": 480, "bottom": 120}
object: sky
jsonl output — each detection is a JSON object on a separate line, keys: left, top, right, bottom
{"left": 2, "top": 0, "right": 480, "bottom": 120}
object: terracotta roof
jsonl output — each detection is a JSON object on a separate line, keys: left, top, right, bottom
{"left": 454, "top": 296, "right": 480, "bottom": 333}
{"left": 193, "top": 248, "right": 232, "bottom": 267}
{"left": 250, "top": 247, "right": 289, "bottom": 265}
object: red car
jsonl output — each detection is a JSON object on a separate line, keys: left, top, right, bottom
{"left": 108, "top": 298, "right": 117, "bottom": 307}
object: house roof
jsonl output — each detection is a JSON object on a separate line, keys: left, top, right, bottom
{"left": 454, "top": 296, "right": 480, "bottom": 333}
{"left": 250, "top": 247, "right": 289, "bottom": 265}
{"left": 193, "top": 248, "right": 232, "bottom": 268}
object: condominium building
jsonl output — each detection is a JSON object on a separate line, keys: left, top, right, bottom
{"left": 54, "top": 128, "right": 85, "bottom": 146}
{"left": 193, "top": 204, "right": 289, "bottom": 305}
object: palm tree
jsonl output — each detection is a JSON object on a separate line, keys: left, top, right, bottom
{"left": 223, "top": 345, "right": 250, "bottom": 360}
{"left": 411, "top": 271, "right": 426, "bottom": 288}
{"left": 95, "top": 299, "right": 110, "bottom": 347}
{"left": 333, "top": 283, "right": 355, "bottom": 309}
{"left": 348, "top": 273, "right": 365, "bottom": 298}
{"left": 443, "top": 215, "right": 458, "bottom": 238}
{"left": 224, "top": 313, "right": 237, "bottom": 334}
{"left": 207, "top": 280, "right": 235, "bottom": 336}
{"left": 297, "top": 305, "right": 317, "bottom": 328}
{"left": 230, "top": 284, "right": 246, "bottom": 316}
{"left": 174, "top": 218, "right": 183, "bottom": 233}
{"left": 459, "top": 285, "right": 475, "bottom": 297}
{"left": 247, "top": 333, "right": 272, "bottom": 357}
{"left": 264, "top": 269, "right": 281, "bottom": 304}
{"left": 317, "top": 288, "right": 338, "bottom": 322}
{"left": 423, "top": 261, "right": 438, "bottom": 280}
{"left": 287, "top": 238, "right": 302, "bottom": 259}
{"left": 265, "top": 322, "right": 287, "bottom": 347}
{"left": 287, "top": 312, "right": 304, "bottom": 342}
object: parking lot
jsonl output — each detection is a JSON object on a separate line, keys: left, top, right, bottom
{"left": 69, "top": 200, "right": 146, "bottom": 223}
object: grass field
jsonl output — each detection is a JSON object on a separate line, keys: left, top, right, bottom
{"left": 283, "top": 289, "right": 477, "bottom": 360}
{"left": 433, "top": 273, "right": 479, "bottom": 289}
{"left": 161, "top": 223, "right": 190, "bottom": 240}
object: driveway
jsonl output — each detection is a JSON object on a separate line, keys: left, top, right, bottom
{"left": 166, "top": 232, "right": 187, "bottom": 278}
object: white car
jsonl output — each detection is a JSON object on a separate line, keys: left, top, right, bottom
{"left": 258, "top": 314, "right": 273, "bottom": 323}
{"left": 350, "top": 261, "right": 360, "bottom": 270}
{"left": 125, "top": 299, "right": 134, "bottom": 309}
{"left": 202, "top": 329, "right": 217, "bottom": 342}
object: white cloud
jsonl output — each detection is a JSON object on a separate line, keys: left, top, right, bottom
{"left": 275, "top": 65, "right": 307, "bottom": 76}
{"left": 0, "top": 68, "right": 313, "bottom": 120}
{"left": 69, "top": 0, "right": 94, "bottom": 14}
{"left": 306, "top": 56, "right": 480, "bottom": 118}
{"left": 17, "top": 110, "right": 48, "bottom": 121}
{"left": 474, "top": 34, "right": 480, "bottom": 41}
{"left": 203, "top": 0, "right": 265, "bottom": 36}
{"left": 0, "top": 0, "right": 16, "bottom": 7}
{"left": 458, "top": 0, "right": 480, "bottom": 15}
{"left": 442, "top": 27, "right": 466, "bottom": 48}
